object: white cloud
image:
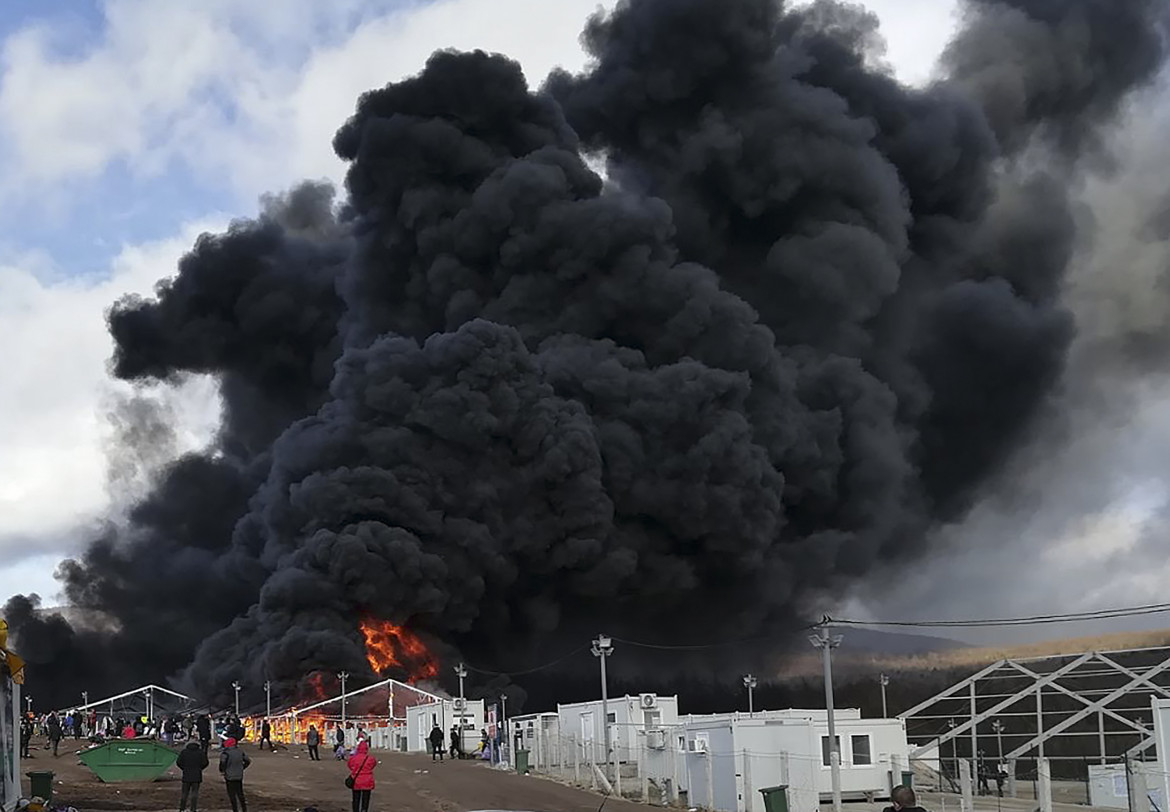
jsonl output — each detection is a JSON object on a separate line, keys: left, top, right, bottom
{"left": 0, "top": 223, "right": 223, "bottom": 571}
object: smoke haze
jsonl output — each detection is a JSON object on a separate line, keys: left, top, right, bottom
{"left": 5, "top": 0, "right": 1169, "bottom": 707}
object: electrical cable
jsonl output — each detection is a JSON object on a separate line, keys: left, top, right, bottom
{"left": 465, "top": 643, "right": 591, "bottom": 677}
{"left": 827, "top": 601, "right": 1170, "bottom": 629}
{"left": 611, "top": 621, "right": 823, "bottom": 651}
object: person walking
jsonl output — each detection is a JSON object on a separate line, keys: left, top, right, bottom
{"left": 449, "top": 726, "right": 462, "bottom": 760}
{"left": 177, "top": 739, "right": 209, "bottom": 812}
{"left": 46, "top": 713, "right": 62, "bottom": 757}
{"left": 429, "top": 724, "right": 445, "bottom": 761}
{"left": 259, "top": 719, "right": 273, "bottom": 751}
{"left": 197, "top": 714, "right": 211, "bottom": 753}
{"left": 334, "top": 723, "right": 346, "bottom": 759}
{"left": 20, "top": 716, "right": 32, "bottom": 758}
{"left": 219, "top": 737, "right": 251, "bottom": 812}
{"left": 306, "top": 725, "right": 321, "bottom": 761}
{"left": 347, "top": 739, "right": 376, "bottom": 812}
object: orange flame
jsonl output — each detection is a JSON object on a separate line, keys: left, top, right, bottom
{"left": 359, "top": 618, "right": 439, "bottom": 683}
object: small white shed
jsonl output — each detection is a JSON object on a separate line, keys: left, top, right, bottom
{"left": 558, "top": 693, "right": 680, "bottom": 765}
{"left": 644, "top": 715, "right": 820, "bottom": 812}
{"left": 405, "top": 698, "right": 486, "bottom": 754}
{"left": 510, "top": 712, "right": 561, "bottom": 767}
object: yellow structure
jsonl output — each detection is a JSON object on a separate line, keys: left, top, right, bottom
{"left": 1, "top": 617, "right": 24, "bottom": 811}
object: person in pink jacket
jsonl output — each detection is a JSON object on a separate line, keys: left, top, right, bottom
{"left": 347, "top": 739, "right": 376, "bottom": 812}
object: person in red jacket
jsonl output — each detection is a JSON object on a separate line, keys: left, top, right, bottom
{"left": 346, "top": 740, "right": 376, "bottom": 812}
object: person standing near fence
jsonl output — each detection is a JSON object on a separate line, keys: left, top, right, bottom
{"left": 884, "top": 785, "right": 930, "bottom": 812}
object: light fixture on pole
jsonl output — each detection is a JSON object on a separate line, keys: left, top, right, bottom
{"left": 454, "top": 663, "right": 468, "bottom": 728}
{"left": 879, "top": 673, "right": 890, "bottom": 718}
{"left": 948, "top": 717, "right": 958, "bottom": 778}
{"left": 743, "top": 675, "right": 758, "bottom": 716}
{"left": 592, "top": 634, "right": 615, "bottom": 782}
{"left": 231, "top": 681, "right": 241, "bottom": 717}
{"left": 144, "top": 686, "right": 154, "bottom": 722}
{"left": 991, "top": 719, "right": 1004, "bottom": 762}
{"left": 338, "top": 672, "right": 349, "bottom": 726}
{"left": 25, "top": 695, "right": 32, "bottom": 714}
{"left": 810, "top": 621, "right": 844, "bottom": 812}
{"left": 264, "top": 681, "right": 271, "bottom": 720}
{"left": 82, "top": 691, "right": 89, "bottom": 708}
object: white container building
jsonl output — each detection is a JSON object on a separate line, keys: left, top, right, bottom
{"left": 557, "top": 693, "right": 680, "bottom": 765}
{"left": 405, "top": 698, "right": 486, "bottom": 754}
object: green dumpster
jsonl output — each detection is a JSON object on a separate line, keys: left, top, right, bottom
{"left": 902, "top": 770, "right": 914, "bottom": 789}
{"left": 26, "top": 770, "right": 54, "bottom": 802}
{"left": 78, "top": 739, "right": 179, "bottom": 782}
{"left": 759, "top": 785, "right": 789, "bottom": 812}
{"left": 515, "top": 749, "right": 530, "bottom": 775}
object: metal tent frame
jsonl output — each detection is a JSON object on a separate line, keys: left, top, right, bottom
{"left": 898, "top": 645, "right": 1170, "bottom": 771}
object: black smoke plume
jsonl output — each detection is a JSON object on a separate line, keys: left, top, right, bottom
{"left": 5, "top": 0, "right": 1167, "bottom": 710}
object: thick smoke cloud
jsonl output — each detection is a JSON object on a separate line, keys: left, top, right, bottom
{"left": 5, "top": 0, "right": 1168, "bottom": 708}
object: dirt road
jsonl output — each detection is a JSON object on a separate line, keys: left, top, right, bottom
{"left": 21, "top": 738, "right": 640, "bottom": 812}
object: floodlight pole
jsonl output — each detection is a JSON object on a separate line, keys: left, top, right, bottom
{"left": 880, "top": 673, "right": 890, "bottom": 718}
{"left": 231, "top": 681, "right": 241, "bottom": 717}
{"left": 82, "top": 691, "right": 89, "bottom": 709}
{"left": 338, "top": 672, "right": 349, "bottom": 725}
{"left": 25, "top": 696, "right": 32, "bottom": 714}
{"left": 992, "top": 719, "right": 1004, "bottom": 762}
{"left": 743, "top": 675, "right": 758, "bottom": 716}
{"left": 264, "top": 681, "right": 271, "bottom": 719}
{"left": 810, "top": 622, "right": 844, "bottom": 812}
{"left": 455, "top": 663, "right": 468, "bottom": 728}
{"left": 145, "top": 686, "right": 154, "bottom": 722}
{"left": 592, "top": 634, "right": 614, "bottom": 781}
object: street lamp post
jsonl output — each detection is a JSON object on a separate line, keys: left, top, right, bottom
{"left": 231, "top": 681, "right": 241, "bottom": 717}
{"left": 879, "top": 674, "right": 890, "bottom": 718}
{"left": 454, "top": 664, "right": 468, "bottom": 731}
{"left": 743, "top": 675, "right": 758, "bottom": 716}
{"left": 991, "top": 719, "right": 1004, "bottom": 762}
{"left": 338, "top": 672, "right": 349, "bottom": 726}
{"left": 810, "top": 623, "right": 844, "bottom": 812}
{"left": 264, "top": 681, "right": 271, "bottom": 720}
{"left": 25, "top": 696, "right": 31, "bottom": 714}
{"left": 592, "top": 634, "right": 615, "bottom": 781}
{"left": 948, "top": 718, "right": 958, "bottom": 779}
{"left": 144, "top": 687, "right": 154, "bottom": 722}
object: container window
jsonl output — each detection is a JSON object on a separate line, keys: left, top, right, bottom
{"left": 851, "top": 734, "right": 873, "bottom": 766}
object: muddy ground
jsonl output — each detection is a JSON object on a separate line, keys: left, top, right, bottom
{"left": 20, "top": 737, "right": 640, "bottom": 812}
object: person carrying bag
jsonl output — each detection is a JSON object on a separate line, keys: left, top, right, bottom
{"left": 346, "top": 740, "right": 376, "bottom": 812}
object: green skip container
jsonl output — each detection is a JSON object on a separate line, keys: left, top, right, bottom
{"left": 78, "top": 739, "right": 180, "bottom": 782}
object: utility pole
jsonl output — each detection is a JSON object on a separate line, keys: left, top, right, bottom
{"left": 592, "top": 634, "right": 614, "bottom": 781}
{"left": 232, "top": 681, "right": 241, "bottom": 717}
{"left": 743, "top": 675, "right": 758, "bottom": 716}
{"left": 992, "top": 719, "right": 1004, "bottom": 763}
{"left": 145, "top": 686, "right": 154, "bottom": 722}
{"left": 82, "top": 691, "right": 89, "bottom": 709}
{"left": 879, "top": 674, "right": 890, "bottom": 718}
{"left": 454, "top": 663, "right": 467, "bottom": 730}
{"left": 809, "top": 623, "right": 844, "bottom": 812}
{"left": 264, "top": 681, "right": 271, "bottom": 719}
{"left": 25, "top": 695, "right": 31, "bottom": 714}
{"left": 338, "top": 672, "right": 349, "bottom": 726}
{"left": 949, "top": 717, "right": 958, "bottom": 779}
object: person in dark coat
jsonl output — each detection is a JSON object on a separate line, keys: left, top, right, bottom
{"left": 219, "top": 737, "right": 251, "bottom": 812}
{"left": 883, "top": 785, "right": 931, "bottom": 812}
{"left": 306, "top": 725, "right": 321, "bottom": 761}
{"left": 177, "top": 740, "right": 209, "bottom": 812}
{"left": 429, "top": 724, "right": 445, "bottom": 761}
{"left": 259, "top": 719, "right": 273, "bottom": 751}
{"left": 46, "top": 713, "right": 63, "bottom": 757}
{"left": 196, "top": 714, "right": 211, "bottom": 752}
{"left": 334, "top": 724, "right": 346, "bottom": 759}
{"left": 20, "top": 717, "right": 32, "bottom": 758}
{"left": 449, "top": 726, "right": 462, "bottom": 759}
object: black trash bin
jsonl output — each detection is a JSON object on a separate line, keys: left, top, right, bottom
{"left": 759, "top": 784, "right": 789, "bottom": 812}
